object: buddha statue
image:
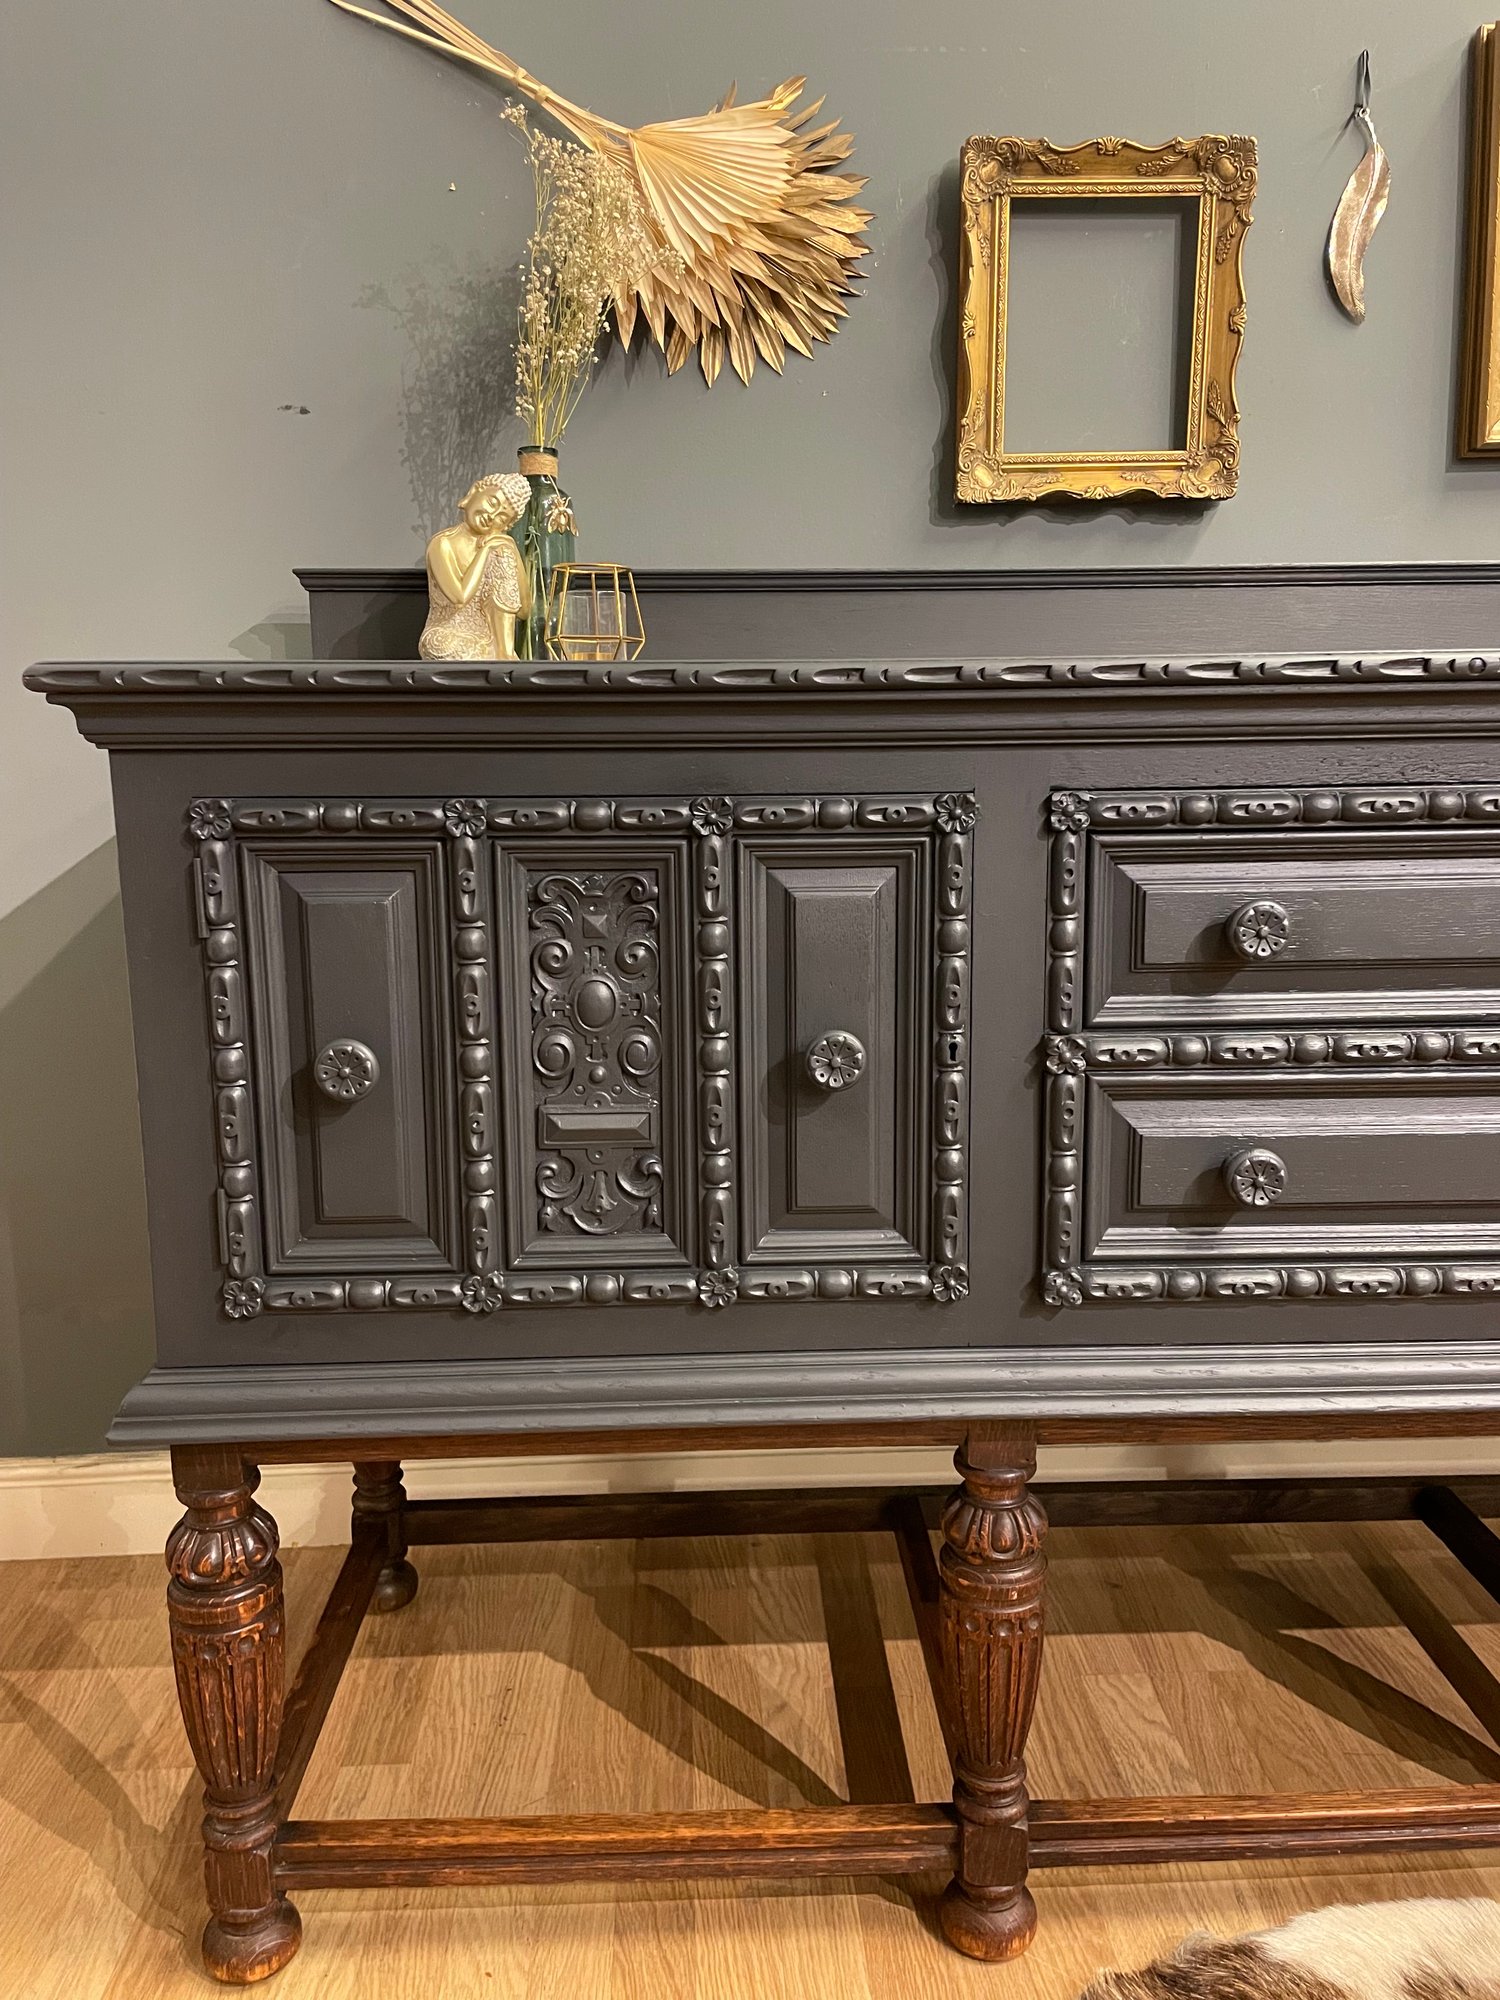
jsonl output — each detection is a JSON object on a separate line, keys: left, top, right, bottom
{"left": 417, "top": 472, "right": 533, "bottom": 661}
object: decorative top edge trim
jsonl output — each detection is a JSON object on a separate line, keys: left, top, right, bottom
{"left": 24, "top": 653, "right": 1500, "bottom": 701}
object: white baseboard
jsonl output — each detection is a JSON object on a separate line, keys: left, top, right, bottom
{"left": 1, "top": 1436, "right": 1497, "bottom": 1563}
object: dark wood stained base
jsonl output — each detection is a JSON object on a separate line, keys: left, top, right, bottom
{"left": 371, "top": 1557, "right": 419, "bottom": 1613}
{"left": 402, "top": 1474, "right": 1500, "bottom": 1545}
{"left": 163, "top": 1449, "right": 1500, "bottom": 1979}
{"left": 276, "top": 1805, "right": 958, "bottom": 1887}
{"left": 202, "top": 1902, "right": 302, "bottom": 1987}
{"left": 1026, "top": 1787, "right": 1500, "bottom": 1866}
{"left": 271, "top": 1783, "right": 1500, "bottom": 1891}
{"left": 938, "top": 1881, "right": 1038, "bottom": 1962}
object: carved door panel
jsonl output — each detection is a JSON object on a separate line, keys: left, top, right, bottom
{"left": 732, "top": 797, "right": 974, "bottom": 1306}
{"left": 739, "top": 841, "right": 924, "bottom": 1266}
{"left": 192, "top": 798, "right": 479, "bottom": 1320}
{"left": 241, "top": 845, "right": 458, "bottom": 1277}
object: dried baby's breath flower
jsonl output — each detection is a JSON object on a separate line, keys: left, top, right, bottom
{"left": 506, "top": 103, "right": 664, "bottom": 444}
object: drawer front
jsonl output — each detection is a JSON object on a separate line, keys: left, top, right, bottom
{"left": 1085, "top": 1062, "right": 1500, "bottom": 1276}
{"left": 1089, "top": 830, "right": 1500, "bottom": 1024}
{"left": 191, "top": 790, "right": 972, "bottom": 1321}
{"left": 1044, "top": 784, "right": 1500, "bottom": 1306}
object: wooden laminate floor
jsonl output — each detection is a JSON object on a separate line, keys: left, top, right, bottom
{"left": 4, "top": 1513, "right": 1500, "bottom": 1997}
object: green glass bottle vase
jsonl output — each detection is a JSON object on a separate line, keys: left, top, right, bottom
{"left": 513, "top": 446, "right": 577, "bottom": 660}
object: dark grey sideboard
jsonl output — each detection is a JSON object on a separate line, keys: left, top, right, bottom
{"left": 27, "top": 651, "right": 1500, "bottom": 1982}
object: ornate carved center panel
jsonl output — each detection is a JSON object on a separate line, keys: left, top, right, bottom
{"left": 496, "top": 840, "right": 689, "bottom": 1272}
{"left": 529, "top": 868, "right": 664, "bottom": 1238}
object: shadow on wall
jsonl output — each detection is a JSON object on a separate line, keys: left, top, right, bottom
{"left": 359, "top": 251, "right": 521, "bottom": 542}
{"left": 0, "top": 843, "right": 152, "bottom": 1456}
{"left": 229, "top": 616, "right": 314, "bottom": 662}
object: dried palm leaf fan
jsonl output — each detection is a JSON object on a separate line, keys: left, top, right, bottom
{"left": 325, "top": 0, "right": 871, "bottom": 383}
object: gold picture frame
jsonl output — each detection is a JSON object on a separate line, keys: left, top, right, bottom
{"left": 1461, "top": 25, "right": 1500, "bottom": 456}
{"left": 955, "top": 134, "right": 1256, "bottom": 503}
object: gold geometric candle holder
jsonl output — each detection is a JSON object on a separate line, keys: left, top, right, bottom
{"left": 544, "top": 563, "right": 646, "bottom": 662}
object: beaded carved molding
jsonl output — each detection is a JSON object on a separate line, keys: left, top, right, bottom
{"left": 956, "top": 134, "right": 1255, "bottom": 503}
{"left": 191, "top": 793, "right": 972, "bottom": 1318}
{"left": 29, "top": 652, "right": 1500, "bottom": 697}
{"left": 1043, "top": 784, "right": 1500, "bottom": 1305}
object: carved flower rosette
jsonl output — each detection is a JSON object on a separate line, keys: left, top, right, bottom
{"left": 698, "top": 1267, "right": 740, "bottom": 1309}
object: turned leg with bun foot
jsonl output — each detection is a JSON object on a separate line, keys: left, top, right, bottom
{"left": 352, "top": 1459, "right": 418, "bottom": 1612}
{"left": 936, "top": 1423, "right": 1048, "bottom": 1962}
{"left": 167, "top": 1445, "right": 301, "bottom": 1984}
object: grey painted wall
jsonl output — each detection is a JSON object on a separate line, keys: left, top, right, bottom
{"left": 5, "top": 0, "right": 1500, "bottom": 1452}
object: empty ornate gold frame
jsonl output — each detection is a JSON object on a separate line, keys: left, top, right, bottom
{"left": 1460, "top": 26, "right": 1500, "bottom": 456}
{"left": 956, "top": 135, "right": 1256, "bottom": 503}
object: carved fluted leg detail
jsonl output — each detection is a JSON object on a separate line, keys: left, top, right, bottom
{"left": 352, "top": 1459, "right": 418, "bottom": 1612}
{"left": 936, "top": 1426, "right": 1047, "bottom": 1962}
{"left": 167, "top": 1446, "right": 300, "bottom": 1984}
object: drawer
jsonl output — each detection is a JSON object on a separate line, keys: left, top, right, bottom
{"left": 192, "top": 790, "right": 973, "bottom": 1320}
{"left": 1043, "top": 1031, "right": 1500, "bottom": 1303}
{"left": 1074, "top": 809, "right": 1500, "bottom": 1026}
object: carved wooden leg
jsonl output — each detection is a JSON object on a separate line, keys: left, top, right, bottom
{"left": 936, "top": 1423, "right": 1047, "bottom": 1962}
{"left": 167, "top": 1445, "right": 301, "bottom": 1984}
{"left": 352, "top": 1459, "right": 418, "bottom": 1612}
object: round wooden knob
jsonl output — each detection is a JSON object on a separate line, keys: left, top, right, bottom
{"left": 1225, "top": 900, "right": 1291, "bottom": 960}
{"left": 1223, "top": 1145, "right": 1286, "bottom": 1207}
{"left": 805, "top": 1032, "right": 866, "bottom": 1091}
{"left": 314, "top": 1039, "right": 380, "bottom": 1101}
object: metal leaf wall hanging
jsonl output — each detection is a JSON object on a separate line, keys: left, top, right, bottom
{"left": 326, "top": 0, "right": 871, "bottom": 384}
{"left": 1326, "top": 51, "right": 1389, "bottom": 322}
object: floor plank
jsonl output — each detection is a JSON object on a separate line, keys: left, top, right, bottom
{"left": 4, "top": 1516, "right": 1500, "bottom": 1995}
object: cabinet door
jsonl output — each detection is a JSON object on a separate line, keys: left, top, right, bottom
{"left": 739, "top": 835, "right": 931, "bottom": 1278}
{"left": 242, "top": 843, "right": 459, "bottom": 1277}
{"left": 193, "top": 789, "right": 972, "bottom": 1322}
